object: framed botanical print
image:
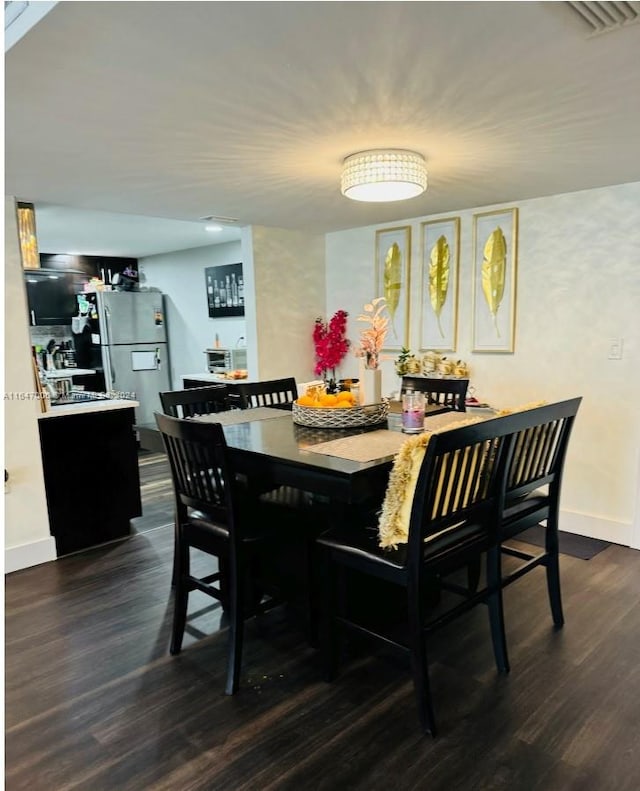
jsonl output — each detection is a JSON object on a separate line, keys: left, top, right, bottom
{"left": 472, "top": 208, "right": 518, "bottom": 353}
{"left": 375, "top": 225, "right": 411, "bottom": 352}
{"left": 419, "top": 216, "right": 460, "bottom": 352}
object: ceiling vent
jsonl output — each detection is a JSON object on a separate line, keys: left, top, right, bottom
{"left": 565, "top": 1, "right": 640, "bottom": 36}
{"left": 198, "top": 215, "right": 239, "bottom": 224}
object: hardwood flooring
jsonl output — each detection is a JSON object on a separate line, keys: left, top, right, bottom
{"left": 6, "top": 459, "right": 640, "bottom": 790}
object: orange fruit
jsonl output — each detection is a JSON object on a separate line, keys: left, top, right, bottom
{"left": 336, "top": 391, "right": 355, "bottom": 405}
{"left": 319, "top": 394, "right": 338, "bottom": 407}
{"left": 297, "top": 395, "right": 317, "bottom": 407}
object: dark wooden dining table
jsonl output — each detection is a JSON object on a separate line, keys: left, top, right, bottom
{"left": 201, "top": 404, "right": 454, "bottom": 512}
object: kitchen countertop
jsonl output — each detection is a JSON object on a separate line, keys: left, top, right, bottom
{"left": 44, "top": 368, "right": 97, "bottom": 379}
{"left": 38, "top": 398, "right": 139, "bottom": 419}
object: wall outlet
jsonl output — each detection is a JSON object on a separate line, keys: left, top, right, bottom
{"left": 608, "top": 338, "right": 623, "bottom": 360}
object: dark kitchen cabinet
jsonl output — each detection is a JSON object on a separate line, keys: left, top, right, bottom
{"left": 25, "top": 270, "right": 78, "bottom": 325}
{"left": 39, "top": 254, "right": 138, "bottom": 286}
{"left": 38, "top": 406, "right": 142, "bottom": 556}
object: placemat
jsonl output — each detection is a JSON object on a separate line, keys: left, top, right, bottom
{"left": 305, "top": 430, "right": 408, "bottom": 462}
{"left": 192, "top": 407, "right": 287, "bottom": 426}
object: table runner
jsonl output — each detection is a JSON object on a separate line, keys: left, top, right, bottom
{"left": 192, "top": 407, "right": 287, "bottom": 426}
{"left": 305, "top": 410, "right": 493, "bottom": 462}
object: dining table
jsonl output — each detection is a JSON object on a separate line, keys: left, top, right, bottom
{"left": 193, "top": 404, "right": 472, "bottom": 515}
{"left": 192, "top": 403, "right": 483, "bottom": 637}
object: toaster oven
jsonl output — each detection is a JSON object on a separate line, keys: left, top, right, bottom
{"left": 205, "top": 347, "right": 247, "bottom": 373}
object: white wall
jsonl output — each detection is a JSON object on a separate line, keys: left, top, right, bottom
{"left": 326, "top": 182, "right": 640, "bottom": 546}
{"left": 4, "top": 197, "right": 56, "bottom": 572}
{"left": 139, "top": 241, "right": 244, "bottom": 385}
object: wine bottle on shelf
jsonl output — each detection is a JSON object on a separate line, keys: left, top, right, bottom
{"left": 231, "top": 273, "right": 239, "bottom": 307}
{"left": 213, "top": 280, "right": 220, "bottom": 309}
{"left": 219, "top": 278, "right": 227, "bottom": 307}
{"left": 207, "top": 275, "right": 214, "bottom": 309}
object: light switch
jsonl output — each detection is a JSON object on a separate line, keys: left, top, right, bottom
{"left": 608, "top": 338, "right": 623, "bottom": 360}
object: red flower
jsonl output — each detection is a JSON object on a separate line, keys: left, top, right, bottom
{"left": 313, "top": 309, "right": 350, "bottom": 377}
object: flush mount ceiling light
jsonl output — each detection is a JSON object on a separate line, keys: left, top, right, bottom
{"left": 340, "top": 149, "right": 427, "bottom": 202}
{"left": 205, "top": 224, "right": 223, "bottom": 232}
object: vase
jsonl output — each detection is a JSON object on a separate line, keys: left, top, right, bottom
{"left": 358, "top": 359, "right": 382, "bottom": 405}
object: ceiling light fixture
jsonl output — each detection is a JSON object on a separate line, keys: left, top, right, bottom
{"left": 340, "top": 149, "right": 427, "bottom": 202}
{"left": 205, "top": 224, "right": 223, "bottom": 232}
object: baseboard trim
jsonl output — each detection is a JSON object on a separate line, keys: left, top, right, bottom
{"left": 560, "top": 509, "right": 632, "bottom": 548}
{"left": 5, "top": 537, "right": 57, "bottom": 573}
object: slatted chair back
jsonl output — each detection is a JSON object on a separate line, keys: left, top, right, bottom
{"left": 488, "top": 398, "right": 582, "bottom": 628}
{"left": 159, "top": 384, "right": 231, "bottom": 419}
{"left": 401, "top": 376, "right": 469, "bottom": 412}
{"left": 232, "top": 377, "right": 298, "bottom": 410}
{"left": 155, "top": 411, "right": 238, "bottom": 534}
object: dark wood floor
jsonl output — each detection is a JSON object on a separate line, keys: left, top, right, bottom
{"left": 6, "top": 458, "right": 640, "bottom": 790}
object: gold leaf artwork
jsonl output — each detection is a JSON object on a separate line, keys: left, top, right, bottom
{"left": 481, "top": 227, "right": 507, "bottom": 337}
{"left": 384, "top": 242, "right": 402, "bottom": 338}
{"left": 428, "top": 235, "right": 450, "bottom": 338}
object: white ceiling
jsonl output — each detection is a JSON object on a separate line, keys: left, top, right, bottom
{"left": 5, "top": 1, "right": 640, "bottom": 258}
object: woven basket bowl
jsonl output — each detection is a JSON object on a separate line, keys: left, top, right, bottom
{"left": 292, "top": 398, "right": 389, "bottom": 429}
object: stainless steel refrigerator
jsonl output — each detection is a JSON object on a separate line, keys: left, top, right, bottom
{"left": 77, "top": 291, "right": 171, "bottom": 426}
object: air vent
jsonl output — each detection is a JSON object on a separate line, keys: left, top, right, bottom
{"left": 565, "top": 1, "right": 640, "bottom": 36}
{"left": 198, "top": 215, "right": 239, "bottom": 224}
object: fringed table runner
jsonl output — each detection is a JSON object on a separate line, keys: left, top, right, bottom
{"left": 305, "top": 411, "right": 493, "bottom": 463}
{"left": 192, "top": 407, "right": 287, "bottom": 425}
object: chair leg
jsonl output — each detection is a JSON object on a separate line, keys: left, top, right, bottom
{"left": 467, "top": 556, "right": 481, "bottom": 594}
{"left": 322, "top": 554, "right": 342, "bottom": 682}
{"left": 170, "top": 532, "right": 189, "bottom": 655}
{"left": 545, "top": 522, "right": 564, "bottom": 628}
{"left": 486, "top": 546, "right": 510, "bottom": 674}
{"left": 225, "top": 552, "right": 244, "bottom": 695}
{"left": 408, "top": 585, "right": 437, "bottom": 737}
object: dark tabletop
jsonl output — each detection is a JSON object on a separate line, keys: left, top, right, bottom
{"left": 220, "top": 407, "right": 449, "bottom": 505}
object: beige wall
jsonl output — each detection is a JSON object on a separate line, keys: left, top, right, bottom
{"left": 4, "top": 197, "right": 56, "bottom": 572}
{"left": 243, "top": 226, "right": 326, "bottom": 381}
{"left": 326, "top": 182, "right": 640, "bottom": 546}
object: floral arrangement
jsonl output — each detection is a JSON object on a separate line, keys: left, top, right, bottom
{"left": 354, "top": 297, "right": 389, "bottom": 370}
{"left": 312, "top": 309, "right": 350, "bottom": 378}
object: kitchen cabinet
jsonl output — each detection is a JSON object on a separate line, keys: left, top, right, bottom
{"left": 25, "top": 269, "right": 78, "bottom": 325}
{"left": 39, "top": 254, "right": 138, "bottom": 286}
{"left": 38, "top": 403, "right": 141, "bottom": 556}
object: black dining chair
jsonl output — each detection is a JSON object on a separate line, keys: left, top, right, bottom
{"left": 159, "top": 384, "right": 232, "bottom": 418}
{"left": 401, "top": 376, "right": 469, "bottom": 412}
{"left": 317, "top": 418, "right": 515, "bottom": 736}
{"left": 155, "top": 411, "right": 281, "bottom": 695}
{"left": 231, "top": 377, "right": 298, "bottom": 410}
{"left": 496, "top": 398, "right": 582, "bottom": 629}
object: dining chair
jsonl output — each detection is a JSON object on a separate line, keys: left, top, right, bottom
{"left": 159, "top": 384, "right": 232, "bottom": 418}
{"left": 401, "top": 376, "right": 469, "bottom": 412}
{"left": 155, "top": 411, "right": 280, "bottom": 695}
{"left": 495, "top": 398, "right": 582, "bottom": 629}
{"left": 317, "top": 418, "right": 515, "bottom": 736}
{"left": 231, "top": 377, "right": 298, "bottom": 410}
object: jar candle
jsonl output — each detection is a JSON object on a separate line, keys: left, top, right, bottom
{"left": 402, "top": 391, "right": 425, "bottom": 433}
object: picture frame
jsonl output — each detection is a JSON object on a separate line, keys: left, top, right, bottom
{"left": 205, "top": 262, "right": 245, "bottom": 318}
{"left": 472, "top": 208, "right": 518, "bottom": 353}
{"left": 419, "top": 216, "right": 460, "bottom": 352}
{"left": 375, "top": 225, "right": 411, "bottom": 352}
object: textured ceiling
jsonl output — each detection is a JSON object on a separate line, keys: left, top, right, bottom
{"left": 5, "top": 1, "right": 640, "bottom": 257}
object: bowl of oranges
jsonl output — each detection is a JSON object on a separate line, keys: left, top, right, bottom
{"left": 292, "top": 386, "right": 389, "bottom": 428}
